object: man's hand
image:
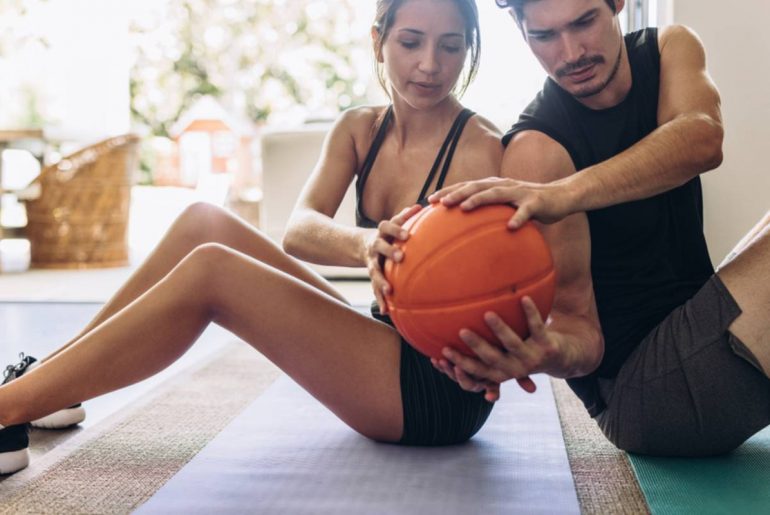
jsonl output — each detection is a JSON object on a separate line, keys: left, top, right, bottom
{"left": 433, "top": 297, "right": 565, "bottom": 399}
{"left": 431, "top": 355, "right": 537, "bottom": 402}
{"left": 430, "top": 358, "right": 504, "bottom": 401}
{"left": 428, "top": 177, "right": 574, "bottom": 228}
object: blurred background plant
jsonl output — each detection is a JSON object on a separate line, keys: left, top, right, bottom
{"left": 129, "top": 0, "right": 372, "bottom": 138}
{"left": 0, "top": 0, "right": 50, "bottom": 128}
{"left": 0, "top": 0, "right": 544, "bottom": 187}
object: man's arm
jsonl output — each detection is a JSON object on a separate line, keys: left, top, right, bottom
{"left": 437, "top": 133, "right": 603, "bottom": 397}
{"left": 561, "top": 25, "right": 723, "bottom": 213}
{"left": 431, "top": 25, "right": 723, "bottom": 228}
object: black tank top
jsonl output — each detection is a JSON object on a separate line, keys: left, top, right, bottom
{"left": 504, "top": 28, "right": 714, "bottom": 416}
{"left": 355, "top": 105, "right": 475, "bottom": 228}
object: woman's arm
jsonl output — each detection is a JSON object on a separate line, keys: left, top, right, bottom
{"left": 283, "top": 109, "right": 372, "bottom": 267}
{"left": 283, "top": 107, "right": 418, "bottom": 311}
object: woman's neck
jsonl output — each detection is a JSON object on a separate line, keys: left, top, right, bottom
{"left": 389, "top": 96, "right": 463, "bottom": 148}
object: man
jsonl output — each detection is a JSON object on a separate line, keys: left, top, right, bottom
{"left": 430, "top": 0, "right": 770, "bottom": 456}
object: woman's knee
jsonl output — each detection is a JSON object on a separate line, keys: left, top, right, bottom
{"left": 174, "top": 243, "right": 237, "bottom": 292}
{"left": 185, "top": 242, "right": 237, "bottom": 270}
{"left": 173, "top": 202, "right": 228, "bottom": 242}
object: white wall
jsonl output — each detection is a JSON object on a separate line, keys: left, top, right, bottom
{"left": 672, "top": 0, "right": 770, "bottom": 263}
{"left": 1, "top": 1, "right": 127, "bottom": 137}
{"left": 37, "top": 0, "right": 130, "bottom": 142}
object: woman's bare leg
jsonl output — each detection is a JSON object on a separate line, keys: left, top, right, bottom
{"left": 43, "top": 202, "right": 345, "bottom": 361}
{"left": 0, "top": 244, "right": 402, "bottom": 441}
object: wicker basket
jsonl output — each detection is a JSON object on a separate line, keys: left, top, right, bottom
{"left": 23, "top": 134, "right": 141, "bottom": 269}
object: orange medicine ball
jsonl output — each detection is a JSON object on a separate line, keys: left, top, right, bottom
{"left": 384, "top": 203, "right": 556, "bottom": 360}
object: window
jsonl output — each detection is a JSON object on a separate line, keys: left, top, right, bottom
{"left": 622, "top": 0, "right": 671, "bottom": 31}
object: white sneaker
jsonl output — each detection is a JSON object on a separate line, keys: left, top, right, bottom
{"left": 31, "top": 403, "right": 86, "bottom": 429}
{"left": 23, "top": 358, "right": 87, "bottom": 429}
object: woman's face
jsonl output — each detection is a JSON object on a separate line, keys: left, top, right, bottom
{"left": 378, "top": 0, "right": 468, "bottom": 110}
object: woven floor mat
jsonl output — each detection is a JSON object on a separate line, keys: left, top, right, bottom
{"left": 0, "top": 342, "right": 281, "bottom": 514}
{"left": 550, "top": 378, "right": 649, "bottom": 514}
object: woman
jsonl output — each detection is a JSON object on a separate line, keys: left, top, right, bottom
{"left": 0, "top": 0, "right": 503, "bottom": 475}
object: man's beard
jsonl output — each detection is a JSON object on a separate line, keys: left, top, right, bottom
{"left": 566, "top": 43, "right": 623, "bottom": 99}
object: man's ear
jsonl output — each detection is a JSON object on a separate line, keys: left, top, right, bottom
{"left": 613, "top": 0, "right": 626, "bottom": 15}
{"left": 371, "top": 26, "right": 384, "bottom": 63}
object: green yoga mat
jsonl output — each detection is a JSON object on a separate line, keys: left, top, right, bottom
{"left": 629, "top": 426, "right": 770, "bottom": 514}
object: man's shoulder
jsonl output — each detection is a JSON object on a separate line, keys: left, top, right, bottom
{"left": 506, "top": 80, "right": 569, "bottom": 134}
{"left": 657, "top": 24, "right": 706, "bottom": 56}
{"left": 503, "top": 81, "right": 575, "bottom": 147}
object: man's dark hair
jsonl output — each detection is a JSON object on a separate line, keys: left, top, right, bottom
{"left": 496, "top": 0, "right": 617, "bottom": 24}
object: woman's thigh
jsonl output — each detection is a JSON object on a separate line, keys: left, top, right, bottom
{"left": 195, "top": 243, "right": 403, "bottom": 442}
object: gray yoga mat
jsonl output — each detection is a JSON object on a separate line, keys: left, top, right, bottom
{"left": 137, "top": 373, "right": 580, "bottom": 514}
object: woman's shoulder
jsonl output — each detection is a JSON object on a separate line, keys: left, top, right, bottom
{"left": 334, "top": 105, "right": 390, "bottom": 136}
{"left": 463, "top": 112, "right": 502, "bottom": 143}
{"left": 452, "top": 112, "right": 504, "bottom": 176}
{"left": 462, "top": 113, "right": 504, "bottom": 155}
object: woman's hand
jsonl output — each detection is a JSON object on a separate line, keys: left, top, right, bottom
{"left": 428, "top": 177, "right": 574, "bottom": 228}
{"left": 364, "top": 204, "right": 423, "bottom": 313}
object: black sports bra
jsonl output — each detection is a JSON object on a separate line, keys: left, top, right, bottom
{"left": 355, "top": 105, "right": 475, "bottom": 228}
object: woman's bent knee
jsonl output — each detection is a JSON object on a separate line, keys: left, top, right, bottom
{"left": 185, "top": 242, "right": 238, "bottom": 271}
{"left": 169, "top": 202, "right": 220, "bottom": 245}
{"left": 179, "top": 201, "right": 226, "bottom": 224}
{"left": 175, "top": 243, "right": 235, "bottom": 287}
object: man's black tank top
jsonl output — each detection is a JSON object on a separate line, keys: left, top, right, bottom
{"left": 503, "top": 28, "right": 714, "bottom": 416}
{"left": 355, "top": 105, "right": 475, "bottom": 228}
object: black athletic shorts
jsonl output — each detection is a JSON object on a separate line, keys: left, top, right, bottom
{"left": 371, "top": 308, "right": 494, "bottom": 446}
{"left": 595, "top": 275, "right": 770, "bottom": 457}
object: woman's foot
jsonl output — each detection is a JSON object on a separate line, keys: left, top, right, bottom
{"left": 0, "top": 355, "right": 33, "bottom": 474}
{"left": 15, "top": 356, "right": 87, "bottom": 429}
{"left": 0, "top": 424, "right": 29, "bottom": 475}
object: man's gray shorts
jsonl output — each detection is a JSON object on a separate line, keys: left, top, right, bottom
{"left": 596, "top": 275, "right": 770, "bottom": 457}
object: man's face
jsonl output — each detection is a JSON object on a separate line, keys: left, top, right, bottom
{"left": 518, "top": 0, "right": 626, "bottom": 101}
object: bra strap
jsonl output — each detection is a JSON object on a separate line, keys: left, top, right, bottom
{"left": 433, "top": 109, "right": 474, "bottom": 193}
{"left": 416, "top": 108, "right": 475, "bottom": 201}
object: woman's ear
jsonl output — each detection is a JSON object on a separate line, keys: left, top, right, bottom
{"left": 371, "top": 26, "right": 384, "bottom": 63}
